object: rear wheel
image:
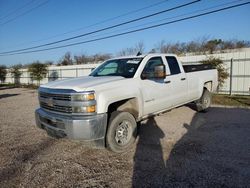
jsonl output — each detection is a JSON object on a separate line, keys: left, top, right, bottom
{"left": 106, "top": 111, "right": 137, "bottom": 153}
{"left": 195, "top": 89, "right": 211, "bottom": 112}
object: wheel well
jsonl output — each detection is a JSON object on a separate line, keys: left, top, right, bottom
{"left": 107, "top": 98, "right": 139, "bottom": 120}
{"left": 204, "top": 81, "right": 212, "bottom": 92}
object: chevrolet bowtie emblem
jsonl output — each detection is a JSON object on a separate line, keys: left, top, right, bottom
{"left": 47, "top": 97, "right": 54, "bottom": 107}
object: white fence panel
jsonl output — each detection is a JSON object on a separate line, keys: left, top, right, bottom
{"left": 3, "top": 49, "right": 250, "bottom": 95}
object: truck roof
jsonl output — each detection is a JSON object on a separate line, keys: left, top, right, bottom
{"left": 112, "top": 53, "right": 178, "bottom": 60}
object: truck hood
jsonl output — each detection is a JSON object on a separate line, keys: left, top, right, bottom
{"left": 41, "top": 76, "right": 124, "bottom": 92}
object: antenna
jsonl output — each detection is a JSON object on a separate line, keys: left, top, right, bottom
{"left": 136, "top": 51, "right": 142, "bottom": 56}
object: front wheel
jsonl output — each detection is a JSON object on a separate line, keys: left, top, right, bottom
{"left": 106, "top": 111, "right": 137, "bottom": 153}
{"left": 195, "top": 89, "right": 211, "bottom": 112}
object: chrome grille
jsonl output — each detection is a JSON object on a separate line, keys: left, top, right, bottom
{"left": 38, "top": 88, "right": 94, "bottom": 115}
{"left": 39, "top": 91, "right": 71, "bottom": 101}
{"left": 40, "top": 102, "right": 72, "bottom": 114}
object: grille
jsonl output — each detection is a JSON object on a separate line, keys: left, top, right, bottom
{"left": 40, "top": 102, "right": 72, "bottom": 114}
{"left": 39, "top": 91, "right": 71, "bottom": 101}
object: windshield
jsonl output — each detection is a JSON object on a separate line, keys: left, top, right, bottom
{"left": 90, "top": 58, "right": 143, "bottom": 78}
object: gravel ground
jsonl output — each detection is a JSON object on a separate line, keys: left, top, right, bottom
{"left": 0, "top": 88, "right": 250, "bottom": 188}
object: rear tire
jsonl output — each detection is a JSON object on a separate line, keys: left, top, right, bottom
{"left": 195, "top": 89, "right": 211, "bottom": 112}
{"left": 106, "top": 111, "right": 137, "bottom": 153}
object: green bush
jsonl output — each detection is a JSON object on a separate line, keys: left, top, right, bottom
{"left": 28, "top": 61, "right": 48, "bottom": 85}
{"left": 200, "top": 57, "right": 229, "bottom": 88}
{"left": 10, "top": 64, "right": 22, "bottom": 85}
{"left": 0, "top": 65, "right": 7, "bottom": 83}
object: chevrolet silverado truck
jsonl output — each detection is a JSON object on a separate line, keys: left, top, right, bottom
{"left": 35, "top": 54, "right": 218, "bottom": 152}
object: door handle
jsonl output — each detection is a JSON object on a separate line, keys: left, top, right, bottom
{"left": 164, "top": 80, "right": 171, "bottom": 84}
{"left": 181, "top": 78, "right": 186, "bottom": 81}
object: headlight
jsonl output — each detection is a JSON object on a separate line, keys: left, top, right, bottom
{"left": 71, "top": 91, "right": 96, "bottom": 113}
{"left": 72, "top": 105, "right": 96, "bottom": 113}
{"left": 71, "top": 92, "right": 95, "bottom": 101}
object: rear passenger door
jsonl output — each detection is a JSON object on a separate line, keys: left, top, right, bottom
{"left": 164, "top": 56, "right": 188, "bottom": 106}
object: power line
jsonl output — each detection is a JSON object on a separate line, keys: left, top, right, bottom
{"left": 0, "top": 0, "right": 198, "bottom": 53}
{"left": 77, "top": 0, "right": 246, "bottom": 43}
{"left": 1, "top": 0, "right": 169, "bottom": 50}
{"left": 0, "top": 0, "right": 200, "bottom": 54}
{"left": 22, "top": 0, "right": 170, "bottom": 44}
{"left": 1, "top": 1, "right": 249, "bottom": 56}
{"left": 0, "top": 0, "right": 35, "bottom": 21}
{"left": 0, "top": 0, "right": 50, "bottom": 26}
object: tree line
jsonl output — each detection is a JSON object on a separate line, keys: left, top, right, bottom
{"left": 119, "top": 38, "right": 250, "bottom": 55}
{"left": 0, "top": 62, "right": 48, "bottom": 85}
{"left": 0, "top": 53, "right": 112, "bottom": 85}
{"left": 154, "top": 38, "right": 250, "bottom": 55}
{"left": 28, "top": 38, "right": 250, "bottom": 66}
{"left": 57, "top": 52, "right": 112, "bottom": 66}
{"left": 0, "top": 38, "right": 249, "bottom": 86}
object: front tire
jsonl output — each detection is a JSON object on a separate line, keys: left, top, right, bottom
{"left": 106, "top": 111, "right": 137, "bottom": 153}
{"left": 195, "top": 89, "right": 211, "bottom": 112}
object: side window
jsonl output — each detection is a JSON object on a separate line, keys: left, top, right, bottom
{"left": 166, "top": 56, "right": 181, "bottom": 75}
{"left": 141, "top": 57, "right": 163, "bottom": 79}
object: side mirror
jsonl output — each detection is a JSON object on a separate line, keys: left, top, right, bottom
{"left": 154, "top": 65, "right": 166, "bottom": 79}
{"left": 141, "top": 73, "right": 147, "bottom": 80}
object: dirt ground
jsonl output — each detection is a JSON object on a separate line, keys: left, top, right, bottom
{"left": 0, "top": 88, "right": 250, "bottom": 188}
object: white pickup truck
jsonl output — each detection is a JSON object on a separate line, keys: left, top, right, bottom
{"left": 35, "top": 54, "right": 218, "bottom": 152}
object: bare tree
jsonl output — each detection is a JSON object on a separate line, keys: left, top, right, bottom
{"left": 185, "top": 41, "right": 200, "bottom": 53}
{"left": 155, "top": 40, "right": 185, "bottom": 54}
{"left": 154, "top": 37, "right": 250, "bottom": 55}
{"left": 74, "top": 53, "right": 112, "bottom": 64}
{"left": 92, "top": 53, "right": 112, "bottom": 62}
{"left": 45, "top": 61, "right": 54, "bottom": 66}
{"left": 58, "top": 52, "right": 73, "bottom": 66}
{"left": 155, "top": 40, "right": 168, "bottom": 53}
{"left": 198, "top": 36, "right": 210, "bottom": 54}
{"left": 118, "top": 47, "right": 135, "bottom": 56}
{"left": 220, "top": 40, "right": 234, "bottom": 51}
{"left": 166, "top": 42, "right": 185, "bottom": 55}
{"left": 135, "top": 41, "right": 145, "bottom": 53}
{"left": 235, "top": 40, "right": 250, "bottom": 48}
{"left": 203, "top": 39, "right": 222, "bottom": 54}
{"left": 118, "top": 41, "right": 145, "bottom": 56}
{"left": 149, "top": 48, "right": 157, "bottom": 53}
{"left": 74, "top": 54, "right": 89, "bottom": 64}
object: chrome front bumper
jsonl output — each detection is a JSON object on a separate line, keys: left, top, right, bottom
{"left": 35, "top": 108, "right": 108, "bottom": 146}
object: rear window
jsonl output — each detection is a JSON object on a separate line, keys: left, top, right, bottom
{"left": 166, "top": 56, "right": 181, "bottom": 75}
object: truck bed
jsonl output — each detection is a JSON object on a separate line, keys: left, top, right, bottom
{"left": 183, "top": 64, "right": 215, "bottom": 73}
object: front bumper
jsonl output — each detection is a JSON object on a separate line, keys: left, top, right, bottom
{"left": 35, "top": 108, "right": 108, "bottom": 147}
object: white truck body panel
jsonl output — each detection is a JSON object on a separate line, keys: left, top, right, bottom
{"left": 35, "top": 54, "right": 218, "bottom": 146}
{"left": 41, "top": 54, "right": 218, "bottom": 117}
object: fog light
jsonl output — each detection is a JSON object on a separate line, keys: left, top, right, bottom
{"left": 86, "top": 105, "right": 96, "bottom": 113}
{"left": 72, "top": 106, "right": 96, "bottom": 113}
{"left": 72, "top": 106, "right": 86, "bottom": 113}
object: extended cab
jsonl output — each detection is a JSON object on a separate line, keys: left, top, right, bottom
{"left": 35, "top": 54, "right": 218, "bottom": 152}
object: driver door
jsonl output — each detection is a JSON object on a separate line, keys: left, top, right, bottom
{"left": 140, "top": 56, "right": 173, "bottom": 116}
